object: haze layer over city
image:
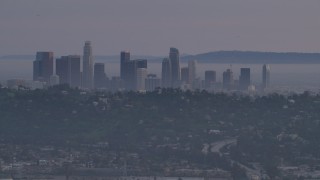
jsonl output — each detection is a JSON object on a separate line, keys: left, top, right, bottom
{"left": 1, "top": 0, "right": 320, "bottom": 93}
{"left": 2, "top": 1, "right": 320, "bottom": 180}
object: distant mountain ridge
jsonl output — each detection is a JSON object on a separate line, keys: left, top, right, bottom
{"left": 1, "top": 51, "right": 320, "bottom": 63}
{"left": 181, "top": 51, "right": 320, "bottom": 64}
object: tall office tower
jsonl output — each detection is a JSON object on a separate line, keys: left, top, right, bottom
{"left": 33, "top": 52, "right": 54, "bottom": 83}
{"left": 145, "top": 74, "right": 161, "bottom": 91}
{"left": 136, "top": 68, "right": 148, "bottom": 91}
{"left": 120, "top": 51, "right": 140, "bottom": 90}
{"left": 82, "top": 41, "right": 94, "bottom": 89}
{"left": 56, "top": 55, "right": 81, "bottom": 88}
{"left": 56, "top": 56, "right": 69, "bottom": 85}
{"left": 223, "top": 69, "right": 234, "bottom": 90}
{"left": 169, "top": 47, "right": 180, "bottom": 87}
{"left": 181, "top": 67, "right": 189, "bottom": 84}
{"left": 94, "top": 63, "right": 107, "bottom": 89}
{"left": 128, "top": 59, "right": 148, "bottom": 90}
{"left": 124, "top": 60, "right": 137, "bottom": 90}
{"left": 69, "top": 55, "right": 81, "bottom": 88}
{"left": 205, "top": 70, "right": 216, "bottom": 89}
{"left": 262, "top": 64, "right": 270, "bottom": 89}
{"left": 161, "top": 58, "right": 172, "bottom": 88}
{"left": 239, "top": 68, "right": 251, "bottom": 90}
{"left": 120, "top": 51, "right": 130, "bottom": 80}
{"left": 188, "top": 60, "right": 197, "bottom": 86}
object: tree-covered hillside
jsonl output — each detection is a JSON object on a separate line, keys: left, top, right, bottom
{"left": 1, "top": 86, "right": 320, "bottom": 178}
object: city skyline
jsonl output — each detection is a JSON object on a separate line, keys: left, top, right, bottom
{"left": 1, "top": 0, "right": 320, "bottom": 56}
{"left": 26, "top": 47, "right": 271, "bottom": 92}
{"left": 6, "top": 37, "right": 320, "bottom": 93}
{"left": 21, "top": 43, "right": 272, "bottom": 92}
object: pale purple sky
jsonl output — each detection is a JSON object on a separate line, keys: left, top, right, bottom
{"left": 1, "top": 0, "right": 320, "bottom": 56}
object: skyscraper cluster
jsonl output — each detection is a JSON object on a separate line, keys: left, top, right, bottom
{"left": 32, "top": 44, "right": 270, "bottom": 92}
{"left": 218, "top": 65, "right": 270, "bottom": 92}
{"left": 33, "top": 41, "right": 100, "bottom": 89}
{"left": 120, "top": 51, "right": 148, "bottom": 91}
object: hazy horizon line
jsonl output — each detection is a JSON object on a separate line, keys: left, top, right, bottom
{"left": 2, "top": 50, "right": 320, "bottom": 58}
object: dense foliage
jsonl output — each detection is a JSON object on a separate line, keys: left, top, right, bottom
{"left": 1, "top": 85, "right": 320, "bottom": 177}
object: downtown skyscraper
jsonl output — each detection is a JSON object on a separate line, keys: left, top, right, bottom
{"left": 56, "top": 55, "right": 81, "bottom": 88}
{"left": 181, "top": 67, "right": 189, "bottom": 84}
{"left": 223, "top": 69, "right": 234, "bottom": 90}
{"left": 169, "top": 47, "right": 180, "bottom": 87}
{"left": 33, "top": 52, "right": 54, "bottom": 83}
{"left": 262, "top": 64, "right": 270, "bottom": 89}
{"left": 94, "top": 63, "right": 107, "bottom": 89}
{"left": 239, "top": 68, "right": 251, "bottom": 90}
{"left": 204, "top": 70, "right": 216, "bottom": 89}
{"left": 120, "top": 51, "right": 132, "bottom": 90}
{"left": 188, "top": 60, "right": 197, "bottom": 87}
{"left": 161, "top": 58, "right": 172, "bottom": 88}
{"left": 82, "top": 41, "right": 94, "bottom": 89}
{"left": 136, "top": 68, "right": 148, "bottom": 91}
{"left": 120, "top": 51, "right": 130, "bottom": 80}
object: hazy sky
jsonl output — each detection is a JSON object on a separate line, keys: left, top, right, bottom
{"left": 1, "top": 0, "right": 320, "bottom": 56}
